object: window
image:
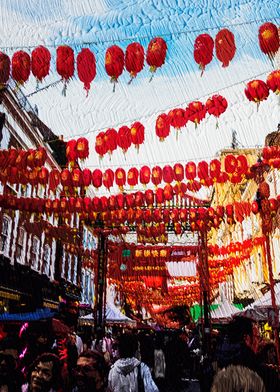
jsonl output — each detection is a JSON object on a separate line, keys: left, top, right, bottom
{"left": 73, "top": 255, "right": 78, "bottom": 285}
{"left": 31, "top": 236, "right": 40, "bottom": 269}
{"left": 42, "top": 245, "right": 51, "bottom": 276}
{"left": 0, "top": 216, "right": 11, "bottom": 256}
{"left": 67, "top": 254, "right": 72, "bottom": 282}
{"left": 16, "top": 227, "right": 25, "bottom": 262}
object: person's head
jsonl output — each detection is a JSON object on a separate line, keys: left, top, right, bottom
{"left": 28, "top": 353, "right": 62, "bottom": 392}
{"left": 211, "top": 365, "right": 266, "bottom": 392}
{"left": 73, "top": 350, "right": 106, "bottom": 391}
{"left": 118, "top": 334, "right": 138, "bottom": 359}
{"left": 257, "top": 341, "right": 278, "bottom": 365}
{"left": 228, "top": 316, "right": 255, "bottom": 348}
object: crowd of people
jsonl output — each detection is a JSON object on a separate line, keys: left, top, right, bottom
{"left": 0, "top": 301, "right": 280, "bottom": 392}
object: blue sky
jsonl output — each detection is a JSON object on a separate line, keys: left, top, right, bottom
{"left": 0, "top": 0, "right": 279, "bottom": 196}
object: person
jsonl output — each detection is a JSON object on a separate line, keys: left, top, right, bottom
{"left": 0, "top": 351, "right": 22, "bottom": 391}
{"left": 257, "top": 340, "right": 280, "bottom": 392}
{"left": 72, "top": 350, "right": 107, "bottom": 392}
{"left": 107, "top": 334, "right": 158, "bottom": 392}
{"left": 21, "top": 353, "right": 62, "bottom": 392}
{"left": 153, "top": 337, "right": 166, "bottom": 390}
{"left": 210, "top": 365, "right": 266, "bottom": 392}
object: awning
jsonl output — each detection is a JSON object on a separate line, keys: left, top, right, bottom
{"left": 0, "top": 308, "right": 56, "bottom": 322}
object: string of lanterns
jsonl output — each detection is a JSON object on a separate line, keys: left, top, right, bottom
{"left": 244, "top": 69, "right": 280, "bottom": 108}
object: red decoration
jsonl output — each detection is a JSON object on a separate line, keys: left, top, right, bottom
{"left": 194, "top": 34, "right": 214, "bottom": 75}
{"left": 156, "top": 188, "right": 164, "bottom": 204}
{"left": 117, "top": 126, "right": 132, "bottom": 154}
{"left": 236, "top": 155, "right": 248, "bottom": 175}
{"left": 245, "top": 80, "right": 269, "bottom": 107}
{"left": 105, "top": 128, "right": 118, "bottom": 155}
{"left": 103, "top": 169, "right": 114, "bottom": 190}
{"left": 95, "top": 132, "right": 108, "bottom": 158}
{"left": 92, "top": 169, "right": 103, "bottom": 189}
{"left": 115, "top": 168, "right": 126, "bottom": 191}
{"left": 146, "top": 37, "right": 167, "bottom": 81}
{"left": 155, "top": 114, "right": 170, "bottom": 141}
{"left": 34, "top": 147, "right": 47, "bottom": 167}
{"left": 173, "top": 163, "right": 184, "bottom": 183}
{"left": 258, "top": 181, "right": 270, "bottom": 199}
{"left": 0, "top": 52, "right": 10, "bottom": 86}
{"left": 66, "top": 140, "right": 77, "bottom": 163}
{"left": 224, "top": 154, "right": 237, "bottom": 174}
{"left": 76, "top": 137, "right": 89, "bottom": 161}
{"left": 151, "top": 166, "right": 163, "bottom": 187}
{"left": 163, "top": 165, "right": 174, "bottom": 184}
{"left": 215, "top": 29, "right": 236, "bottom": 67}
{"left": 38, "top": 167, "right": 49, "bottom": 185}
{"left": 12, "top": 51, "right": 31, "bottom": 85}
{"left": 105, "top": 45, "right": 125, "bottom": 91}
{"left": 61, "top": 169, "right": 72, "bottom": 188}
{"left": 72, "top": 169, "right": 83, "bottom": 187}
{"left": 82, "top": 168, "right": 92, "bottom": 187}
{"left": 31, "top": 46, "right": 51, "bottom": 84}
{"left": 56, "top": 46, "right": 74, "bottom": 95}
{"left": 130, "top": 122, "right": 144, "bottom": 151}
{"left": 49, "top": 169, "right": 60, "bottom": 192}
{"left": 267, "top": 70, "right": 280, "bottom": 95}
{"left": 140, "top": 166, "right": 151, "bottom": 186}
{"left": 164, "top": 184, "right": 173, "bottom": 201}
{"left": 205, "top": 95, "right": 228, "bottom": 127}
{"left": 210, "top": 159, "right": 221, "bottom": 179}
{"left": 127, "top": 167, "right": 139, "bottom": 188}
{"left": 168, "top": 108, "right": 188, "bottom": 139}
{"left": 77, "top": 48, "right": 96, "bottom": 96}
{"left": 258, "top": 22, "right": 280, "bottom": 60}
{"left": 125, "top": 42, "right": 145, "bottom": 83}
{"left": 185, "top": 162, "right": 197, "bottom": 181}
{"left": 186, "top": 101, "right": 206, "bottom": 128}
{"left": 197, "top": 161, "right": 209, "bottom": 180}
{"left": 145, "top": 189, "right": 154, "bottom": 206}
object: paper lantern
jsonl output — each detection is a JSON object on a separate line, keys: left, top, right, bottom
{"left": 0, "top": 52, "right": 10, "bottom": 86}
{"left": 205, "top": 95, "right": 228, "bottom": 127}
{"left": 173, "top": 163, "right": 184, "bottom": 183}
{"left": 163, "top": 165, "right": 174, "bottom": 184}
{"left": 117, "top": 126, "right": 132, "bottom": 154}
{"left": 125, "top": 42, "right": 145, "bottom": 83}
{"left": 251, "top": 201, "right": 259, "bottom": 214}
{"left": 115, "top": 167, "right": 126, "bottom": 191}
{"left": 127, "top": 167, "right": 139, "bottom": 188}
{"left": 197, "top": 161, "right": 209, "bottom": 180}
{"left": 146, "top": 37, "right": 167, "bottom": 81}
{"left": 185, "top": 162, "right": 197, "bottom": 181}
{"left": 77, "top": 48, "right": 96, "bottom": 96}
{"left": 267, "top": 70, "right": 280, "bottom": 95}
{"left": 56, "top": 45, "right": 74, "bottom": 95}
{"left": 258, "top": 22, "right": 280, "bottom": 60}
{"left": 210, "top": 159, "right": 221, "bottom": 179}
{"left": 95, "top": 132, "right": 108, "bottom": 158}
{"left": 215, "top": 29, "right": 236, "bottom": 67}
{"left": 31, "top": 46, "right": 51, "bottom": 83}
{"left": 194, "top": 34, "right": 214, "bottom": 75}
{"left": 105, "top": 128, "right": 118, "bottom": 156}
{"left": 92, "top": 197, "right": 101, "bottom": 212}
{"left": 66, "top": 139, "right": 77, "bottom": 163}
{"left": 186, "top": 101, "right": 206, "bottom": 128}
{"left": 61, "top": 169, "right": 72, "bottom": 188}
{"left": 103, "top": 169, "right": 114, "bottom": 190}
{"left": 145, "top": 189, "right": 154, "bottom": 206}
{"left": 135, "top": 191, "right": 144, "bottom": 207}
{"left": 164, "top": 184, "right": 173, "bottom": 201}
{"left": 49, "top": 169, "right": 60, "bottom": 192}
{"left": 151, "top": 166, "right": 163, "bottom": 187}
{"left": 156, "top": 188, "right": 164, "bottom": 204}
{"left": 155, "top": 114, "right": 170, "bottom": 141}
{"left": 105, "top": 45, "right": 125, "bottom": 91}
{"left": 12, "top": 50, "right": 31, "bottom": 85}
{"left": 224, "top": 154, "right": 237, "bottom": 174}
{"left": 140, "top": 166, "right": 151, "bottom": 186}
{"left": 92, "top": 169, "right": 102, "bottom": 189}
{"left": 116, "top": 193, "right": 125, "bottom": 209}
{"left": 76, "top": 137, "right": 89, "bottom": 161}
{"left": 125, "top": 194, "right": 135, "bottom": 209}
{"left": 236, "top": 155, "right": 248, "bottom": 175}
{"left": 38, "top": 167, "right": 49, "bottom": 185}
{"left": 72, "top": 168, "right": 83, "bottom": 188}
{"left": 34, "top": 147, "right": 47, "bottom": 167}
{"left": 258, "top": 181, "right": 270, "bottom": 199}
{"left": 131, "top": 121, "right": 144, "bottom": 151}
{"left": 245, "top": 80, "right": 269, "bottom": 108}
{"left": 108, "top": 195, "right": 116, "bottom": 210}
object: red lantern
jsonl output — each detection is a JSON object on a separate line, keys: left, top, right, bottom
{"left": 31, "top": 46, "right": 51, "bottom": 83}
{"left": 215, "top": 29, "right": 236, "bottom": 67}
{"left": 258, "top": 22, "right": 280, "bottom": 59}
{"left": 38, "top": 167, "right": 49, "bottom": 185}
{"left": 155, "top": 114, "right": 170, "bottom": 141}
{"left": 92, "top": 169, "right": 102, "bottom": 189}
{"left": 156, "top": 188, "right": 164, "bottom": 204}
{"left": 205, "top": 95, "right": 228, "bottom": 127}
{"left": 84, "top": 197, "right": 92, "bottom": 213}
{"left": 131, "top": 122, "right": 144, "bottom": 151}
{"left": 146, "top": 37, "right": 167, "bottom": 81}
{"left": 12, "top": 51, "right": 31, "bottom": 85}
{"left": 267, "top": 70, "right": 280, "bottom": 95}
{"left": 251, "top": 201, "right": 259, "bottom": 214}
{"left": 258, "top": 181, "right": 270, "bottom": 199}
{"left": 245, "top": 80, "right": 269, "bottom": 108}
{"left": 145, "top": 189, "right": 154, "bottom": 206}
{"left": 127, "top": 167, "right": 139, "bottom": 188}
{"left": 105, "top": 45, "right": 125, "bottom": 91}
{"left": 72, "top": 169, "right": 83, "bottom": 188}
{"left": 0, "top": 52, "right": 10, "bottom": 86}
{"left": 173, "top": 163, "right": 184, "bottom": 183}
{"left": 100, "top": 196, "right": 109, "bottom": 211}
{"left": 82, "top": 169, "right": 92, "bottom": 187}
{"left": 194, "top": 34, "right": 214, "bottom": 75}
{"left": 210, "top": 159, "right": 221, "bottom": 179}
{"left": 66, "top": 139, "right": 77, "bottom": 163}
{"left": 151, "top": 166, "right": 163, "bottom": 187}
{"left": 168, "top": 108, "right": 188, "bottom": 131}
{"left": 134, "top": 192, "right": 144, "bottom": 208}
{"left": 197, "top": 161, "right": 209, "bottom": 180}
{"left": 76, "top": 137, "right": 89, "bottom": 161}
{"left": 115, "top": 168, "right": 126, "bottom": 191}
{"left": 103, "top": 169, "right": 114, "bottom": 190}
{"left": 236, "top": 155, "right": 248, "bottom": 175}
{"left": 116, "top": 193, "right": 125, "bottom": 209}
{"left": 125, "top": 194, "right": 135, "bottom": 209}
{"left": 105, "top": 128, "right": 118, "bottom": 155}
{"left": 61, "top": 169, "right": 72, "bottom": 188}
{"left": 224, "top": 154, "right": 237, "bottom": 174}
{"left": 140, "top": 166, "right": 151, "bottom": 186}
{"left": 163, "top": 165, "right": 174, "bottom": 184}
{"left": 95, "top": 132, "right": 108, "bottom": 158}
{"left": 125, "top": 42, "right": 144, "bottom": 83}
{"left": 186, "top": 101, "right": 206, "bottom": 128}
{"left": 77, "top": 48, "right": 96, "bottom": 96}
{"left": 108, "top": 195, "right": 116, "bottom": 210}
{"left": 56, "top": 45, "right": 74, "bottom": 95}
{"left": 49, "top": 169, "right": 60, "bottom": 192}
{"left": 164, "top": 184, "right": 173, "bottom": 201}
{"left": 117, "top": 126, "right": 132, "bottom": 154}
{"left": 185, "top": 162, "right": 196, "bottom": 180}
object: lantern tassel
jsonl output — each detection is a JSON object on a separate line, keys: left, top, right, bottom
{"left": 62, "top": 81, "right": 67, "bottom": 97}
{"left": 216, "top": 118, "right": 219, "bottom": 129}
{"left": 149, "top": 66, "right": 157, "bottom": 83}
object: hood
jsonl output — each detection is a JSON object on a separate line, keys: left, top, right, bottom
{"left": 113, "top": 357, "right": 140, "bottom": 376}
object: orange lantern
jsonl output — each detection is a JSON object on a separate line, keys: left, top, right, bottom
{"left": 77, "top": 48, "right": 96, "bottom": 96}
{"left": 117, "top": 126, "right": 132, "bottom": 154}
{"left": 215, "top": 29, "right": 236, "bottom": 67}
{"left": 131, "top": 121, "right": 145, "bottom": 151}
{"left": 103, "top": 169, "right": 114, "bottom": 190}
{"left": 0, "top": 52, "right": 10, "bottom": 86}
{"left": 105, "top": 45, "right": 125, "bottom": 91}
{"left": 244, "top": 80, "right": 269, "bottom": 108}
{"left": 146, "top": 37, "right": 167, "bottom": 81}
{"left": 56, "top": 45, "right": 74, "bottom": 95}
{"left": 125, "top": 42, "right": 145, "bottom": 83}
{"left": 186, "top": 101, "right": 206, "bottom": 128}
{"left": 155, "top": 114, "right": 170, "bottom": 141}
{"left": 76, "top": 137, "right": 89, "bottom": 161}
{"left": 127, "top": 167, "right": 139, "bottom": 188}
{"left": 140, "top": 166, "right": 151, "bottom": 186}
{"left": 185, "top": 162, "right": 197, "bottom": 181}
{"left": 194, "top": 34, "right": 214, "bottom": 75}
{"left": 258, "top": 22, "right": 280, "bottom": 60}
{"left": 267, "top": 70, "right": 280, "bottom": 95}
{"left": 12, "top": 50, "right": 31, "bottom": 86}
{"left": 115, "top": 168, "right": 126, "bottom": 191}
{"left": 31, "top": 46, "right": 51, "bottom": 84}
{"left": 151, "top": 166, "right": 163, "bottom": 187}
